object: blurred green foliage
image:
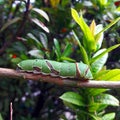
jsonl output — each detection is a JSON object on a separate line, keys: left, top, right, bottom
{"left": 0, "top": 0, "right": 120, "bottom": 120}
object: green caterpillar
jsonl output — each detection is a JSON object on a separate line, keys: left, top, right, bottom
{"left": 17, "top": 59, "right": 93, "bottom": 80}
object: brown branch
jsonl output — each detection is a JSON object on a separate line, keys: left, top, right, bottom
{"left": 0, "top": 68, "right": 120, "bottom": 88}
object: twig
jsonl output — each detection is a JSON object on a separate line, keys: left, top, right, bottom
{"left": 0, "top": 68, "right": 120, "bottom": 88}
{"left": 10, "top": 102, "right": 13, "bottom": 120}
{"left": 15, "top": 0, "right": 30, "bottom": 36}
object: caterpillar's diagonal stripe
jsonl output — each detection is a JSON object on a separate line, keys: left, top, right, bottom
{"left": 46, "top": 60, "right": 59, "bottom": 75}
{"left": 17, "top": 59, "right": 93, "bottom": 80}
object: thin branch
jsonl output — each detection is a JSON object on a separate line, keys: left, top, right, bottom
{"left": 0, "top": 68, "right": 120, "bottom": 88}
{"left": 16, "top": 0, "right": 30, "bottom": 36}
{"left": 10, "top": 102, "right": 13, "bottom": 120}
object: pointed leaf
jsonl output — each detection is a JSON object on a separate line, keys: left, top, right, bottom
{"left": 53, "top": 38, "right": 61, "bottom": 59}
{"left": 60, "top": 92, "right": 85, "bottom": 106}
{"left": 115, "top": 7, "right": 120, "bottom": 15}
{"left": 63, "top": 101, "right": 80, "bottom": 110}
{"left": 102, "top": 113, "right": 115, "bottom": 120}
{"left": 95, "top": 94, "right": 119, "bottom": 106}
{"left": 71, "top": 8, "right": 81, "bottom": 26}
{"left": 72, "top": 31, "right": 89, "bottom": 64}
{"left": 89, "top": 114, "right": 102, "bottom": 120}
{"left": 89, "top": 103, "right": 102, "bottom": 112}
{"left": 39, "top": 32, "right": 48, "bottom": 49}
{"left": 31, "top": 18, "right": 49, "bottom": 33}
{"left": 95, "top": 17, "right": 120, "bottom": 38}
{"left": 91, "top": 49, "right": 108, "bottom": 74}
{"left": 62, "top": 44, "right": 72, "bottom": 57}
{"left": 95, "top": 24, "right": 104, "bottom": 49}
{"left": 32, "top": 8, "right": 49, "bottom": 21}
{"left": 94, "top": 70, "right": 110, "bottom": 80}
{"left": 27, "top": 33, "right": 40, "bottom": 43}
{"left": 0, "top": 17, "right": 21, "bottom": 32}
{"left": 60, "top": 56, "right": 75, "bottom": 62}
{"left": 79, "top": 45, "right": 89, "bottom": 64}
{"left": 76, "top": 110, "right": 102, "bottom": 120}
{"left": 97, "top": 104, "right": 108, "bottom": 112}
{"left": 27, "top": 33, "right": 43, "bottom": 47}
{"left": 28, "top": 49, "right": 44, "bottom": 58}
{"left": 72, "top": 30, "right": 82, "bottom": 47}
{"left": 95, "top": 69, "right": 120, "bottom": 81}
{"left": 0, "top": 114, "right": 3, "bottom": 120}
{"left": 88, "top": 88, "right": 108, "bottom": 96}
{"left": 71, "top": 8, "right": 96, "bottom": 52}
{"left": 90, "top": 44, "right": 120, "bottom": 64}
{"left": 90, "top": 20, "right": 96, "bottom": 35}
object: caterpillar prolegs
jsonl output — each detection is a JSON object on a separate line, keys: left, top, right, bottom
{"left": 17, "top": 59, "right": 93, "bottom": 80}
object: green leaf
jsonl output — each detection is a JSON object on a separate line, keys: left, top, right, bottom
{"left": 95, "top": 69, "right": 120, "bottom": 81}
{"left": 72, "top": 31, "right": 89, "bottom": 64}
{"left": 72, "top": 30, "right": 82, "bottom": 47}
{"left": 61, "top": 0, "right": 70, "bottom": 7}
{"left": 88, "top": 103, "right": 101, "bottom": 112}
{"left": 28, "top": 50, "right": 44, "bottom": 59}
{"left": 0, "top": 0, "right": 3, "bottom": 4}
{"left": 11, "top": 58, "right": 21, "bottom": 64}
{"left": 0, "top": 113, "right": 3, "bottom": 120}
{"left": 95, "top": 17, "right": 120, "bottom": 39}
{"left": 115, "top": 7, "right": 120, "bottom": 15}
{"left": 71, "top": 8, "right": 81, "bottom": 27}
{"left": 102, "top": 113, "right": 115, "bottom": 120}
{"left": 60, "top": 92, "right": 85, "bottom": 106}
{"left": 0, "top": 17, "right": 21, "bottom": 32}
{"left": 53, "top": 38, "right": 61, "bottom": 60}
{"left": 80, "top": 45, "right": 89, "bottom": 64}
{"left": 95, "top": 24, "right": 104, "bottom": 49}
{"left": 94, "top": 70, "right": 109, "bottom": 80}
{"left": 76, "top": 110, "right": 102, "bottom": 120}
{"left": 39, "top": 32, "right": 48, "bottom": 49}
{"left": 89, "top": 114, "right": 102, "bottom": 120}
{"left": 27, "top": 33, "right": 43, "bottom": 48}
{"left": 95, "top": 94, "right": 119, "bottom": 106}
{"left": 91, "top": 49, "right": 108, "bottom": 74}
{"left": 60, "top": 56, "right": 75, "bottom": 62}
{"left": 63, "top": 101, "right": 80, "bottom": 110}
{"left": 89, "top": 103, "right": 107, "bottom": 113}
{"left": 90, "top": 44, "right": 120, "bottom": 64}
{"left": 97, "top": 104, "right": 108, "bottom": 112}
{"left": 32, "top": 8, "right": 49, "bottom": 21}
{"left": 71, "top": 8, "right": 96, "bottom": 52}
{"left": 88, "top": 88, "right": 108, "bottom": 96}
{"left": 31, "top": 18, "right": 49, "bottom": 33}
{"left": 62, "top": 43, "right": 72, "bottom": 57}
